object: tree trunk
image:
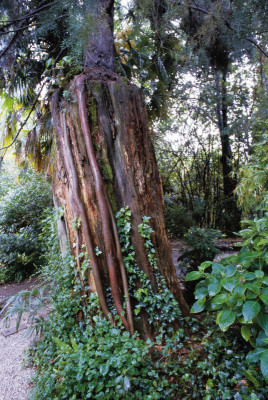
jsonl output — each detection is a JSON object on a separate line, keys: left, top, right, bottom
{"left": 51, "top": 69, "right": 188, "bottom": 335}
{"left": 214, "top": 67, "right": 241, "bottom": 233}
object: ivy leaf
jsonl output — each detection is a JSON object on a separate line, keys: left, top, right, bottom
{"left": 260, "top": 350, "right": 268, "bottom": 382}
{"left": 217, "top": 309, "right": 236, "bottom": 331}
{"left": 185, "top": 271, "right": 203, "bottom": 281}
{"left": 124, "top": 376, "right": 131, "bottom": 391}
{"left": 241, "top": 325, "right": 251, "bottom": 341}
{"left": 242, "top": 301, "right": 260, "bottom": 322}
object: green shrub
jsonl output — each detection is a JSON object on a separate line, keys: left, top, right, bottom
{"left": 179, "top": 228, "right": 222, "bottom": 305}
{"left": 183, "top": 227, "right": 222, "bottom": 263}
{"left": 164, "top": 197, "right": 193, "bottom": 238}
{"left": 186, "top": 211, "right": 268, "bottom": 382}
{"left": 0, "top": 167, "right": 52, "bottom": 282}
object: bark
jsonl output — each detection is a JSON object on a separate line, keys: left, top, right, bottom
{"left": 214, "top": 67, "right": 236, "bottom": 197}
{"left": 214, "top": 67, "right": 241, "bottom": 232}
{"left": 51, "top": 70, "right": 189, "bottom": 334}
{"left": 83, "top": 0, "right": 116, "bottom": 72}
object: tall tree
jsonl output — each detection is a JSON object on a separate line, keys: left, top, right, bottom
{"left": 0, "top": 0, "right": 189, "bottom": 335}
{"left": 126, "top": 0, "right": 267, "bottom": 232}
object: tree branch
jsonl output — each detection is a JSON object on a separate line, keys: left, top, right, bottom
{"left": 0, "top": 23, "right": 35, "bottom": 36}
{"left": 0, "top": 1, "right": 56, "bottom": 25}
{"left": 170, "top": 1, "right": 268, "bottom": 58}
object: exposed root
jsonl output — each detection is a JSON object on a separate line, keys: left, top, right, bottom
{"left": 75, "top": 231, "right": 88, "bottom": 307}
{"left": 51, "top": 90, "right": 113, "bottom": 324}
{"left": 75, "top": 75, "right": 134, "bottom": 334}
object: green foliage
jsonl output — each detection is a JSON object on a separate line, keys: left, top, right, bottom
{"left": 184, "top": 228, "right": 222, "bottom": 263}
{"left": 116, "top": 207, "right": 181, "bottom": 329}
{"left": 24, "top": 208, "right": 268, "bottom": 400}
{"left": 236, "top": 134, "right": 268, "bottom": 215}
{"left": 161, "top": 317, "right": 268, "bottom": 400}
{"left": 164, "top": 197, "right": 193, "bottom": 238}
{"left": 186, "top": 210, "right": 268, "bottom": 381}
{"left": 0, "top": 167, "right": 52, "bottom": 282}
{"left": 27, "top": 209, "right": 175, "bottom": 400}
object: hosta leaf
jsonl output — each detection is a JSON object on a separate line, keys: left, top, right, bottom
{"left": 220, "top": 277, "right": 239, "bottom": 292}
{"left": 255, "top": 270, "right": 264, "bottom": 278}
{"left": 245, "top": 281, "right": 261, "bottom": 293}
{"left": 195, "top": 286, "right": 208, "bottom": 299}
{"left": 211, "top": 293, "right": 228, "bottom": 305}
{"left": 262, "top": 277, "right": 268, "bottom": 285}
{"left": 234, "top": 285, "right": 246, "bottom": 295}
{"left": 185, "top": 271, "right": 203, "bottom": 281}
{"left": 217, "top": 309, "right": 236, "bottom": 331}
{"left": 244, "top": 272, "right": 257, "bottom": 281}
{"left": 208, "top": 283, "right": 221, "bottom": 296}
{"left": 256, "top": 313, "right": 268, "bottom": 332}
{"left": 246, "top": 348, "right": 266, "bottom": 363}
{"left": 212, "top": 263, "right": 225, "bottom": 276}
{"left": 225, "top": 264, "right": 237, "bottom": 277}
{"left": 198, "top": 261, "right": 213, "bottom": 271}
{"left": 246, "top": 291, "right": 258, "bottom": 300}
{"left": 227, "top": 293, "right": 243, "bottom": 307}
{"left": 241, "top": 325, "right": 251, "bottom": 341}
{"left": 191, "top": 300, "right": 205, "bottom": 313}
{"left": 260, "top": 293, "right": 268, "bottom": 306}
{"left": 260, "top": 350, "right": 268, "bottom": 382}
{"left": 242, "top": 301, "right": 260, "bottom": 322}
{"left": 237, "top": 251, "right": 259, "bottom": 266}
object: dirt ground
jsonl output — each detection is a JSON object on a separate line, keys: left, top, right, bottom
{"left": 0, "top": 275, "right": 41, "bottom": 313}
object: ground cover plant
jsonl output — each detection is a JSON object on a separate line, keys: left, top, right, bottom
{"left": 18, "top": 208, "right": 267, "bottom": 400}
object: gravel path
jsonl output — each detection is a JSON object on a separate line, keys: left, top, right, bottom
{"left": 0, "top": 313, "right": 34, "bottom": 400}
{"left": 0, "top": 278, "right": 37, "bottom": 400}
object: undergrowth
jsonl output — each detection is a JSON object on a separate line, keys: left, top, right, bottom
{"left": 0, "top": 167, "right": 52, "bottom": 282}
{"left": 21, "top": 208, "right": 268, "bottom": 400}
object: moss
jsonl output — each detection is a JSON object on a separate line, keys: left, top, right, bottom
{"left": 99, "top": 149, "right": 113, "bottom": 182}
{"left": 112, "top": 82, "right": 123, "bottom": 91}
{"left": 92, "top": 82, "right": 102, "bottom": 94}
{"left": 106, "top": 182, "right": 117, "bottom": 213}
{"left": 88, "top": 97, "right": 98, "bottom": 126}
